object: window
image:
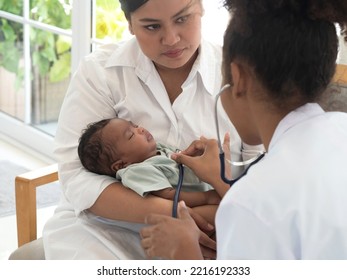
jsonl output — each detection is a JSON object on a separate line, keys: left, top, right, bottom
{"left": 0, "top": 0, "right": 74, "bottom": 158}
{"left": 0, "top": 0, "right": 73, "bottom": 125}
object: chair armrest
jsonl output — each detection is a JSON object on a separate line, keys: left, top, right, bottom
{"left": 15, "top": 163, "right": 58, "bottom": 247}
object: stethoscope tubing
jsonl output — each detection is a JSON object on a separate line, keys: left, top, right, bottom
{"left": 220, "top": 151, "right": 265, "bottom": 186}
{"left": 172, "top": 163, "right": 184, "bottom": 218}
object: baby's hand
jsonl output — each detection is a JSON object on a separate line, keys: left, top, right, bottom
{"left": 205, "top": 190, "right": 221, "bottom": 205}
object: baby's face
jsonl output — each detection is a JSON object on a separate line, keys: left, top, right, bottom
{"left": 103, "top": 119, "right": 157, "bottom": 167}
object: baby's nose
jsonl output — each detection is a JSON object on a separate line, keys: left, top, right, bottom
{"left": 138, "top": 126, "right": 145, "bottom": 134}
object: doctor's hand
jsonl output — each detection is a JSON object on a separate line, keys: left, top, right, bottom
{"left": 172, "top": 135, "right": 230, "bottom": 196}
{"left": 140, "top": 201, "right": 210, "bottom": 260}
{"left": 172, "top": 137, "right": 219, "bottom": 184}
{"left": 179, "top": 136, "right": 209, "bottom": 157}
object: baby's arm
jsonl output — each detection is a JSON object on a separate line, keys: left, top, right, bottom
{"left": 152, "top": 189, "right": 219, "bottom": 227}
{"left": 152, "top": 189, "right": 220, "bottom": 208}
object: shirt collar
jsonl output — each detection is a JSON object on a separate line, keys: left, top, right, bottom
{"left": 187, "top": 39, "right": 219, "bottom": 96}
{"left": 269, "top": 103, "right": 325, "bottom": 150}
{"left": 105, "top": 37, "right": 146, "bottom": 68}
{"left": 105, "top": 38, "right": 218, "bottom": 95}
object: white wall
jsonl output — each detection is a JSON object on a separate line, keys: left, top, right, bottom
{"left": 202, "top": 0, "right": 229, "bottom": 46}
{"left": 338, "top": 35, "right": 347, "bottom": 65}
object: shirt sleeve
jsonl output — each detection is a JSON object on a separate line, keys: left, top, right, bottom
{"left": 54, "top": 54, "right": 122, "bottom": 215}
{"left": 116, "top": 163, "right": 174, "bottom": 197}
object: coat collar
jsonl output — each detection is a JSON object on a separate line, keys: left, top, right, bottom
{"left": 269, "top": 103, "right": 325, "bottom": 150}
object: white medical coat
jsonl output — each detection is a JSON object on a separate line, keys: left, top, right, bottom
{"left": 216, "top": 103, "right": 347, "bottom": 259}
{"left": 43, "top": 38, "right": 261, "bottom": 259}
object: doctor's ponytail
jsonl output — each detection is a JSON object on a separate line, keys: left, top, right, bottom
{"left": 308, "top": 0, "right": 347, "bottom": 41}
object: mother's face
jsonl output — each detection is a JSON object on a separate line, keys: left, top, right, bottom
{"left": 129, "top": 0, "right": 203, "bottom": 70}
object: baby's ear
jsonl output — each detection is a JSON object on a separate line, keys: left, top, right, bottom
{"left": 111, "top": 159, "right": 124, "bottom": 172}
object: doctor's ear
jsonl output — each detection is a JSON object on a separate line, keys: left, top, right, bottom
{"left": 230, "top": 62, "right": 248, "bottom": 98}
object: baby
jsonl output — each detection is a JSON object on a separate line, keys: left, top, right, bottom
{"left": 78, "top": 117, "right": 220, "bottom": 224}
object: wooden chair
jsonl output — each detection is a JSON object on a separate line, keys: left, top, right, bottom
{"left": 334, "top": 63, "right": 347, "bottom": 84}
{"left": 9, "top": 164, "right": 58, "bottom": 259}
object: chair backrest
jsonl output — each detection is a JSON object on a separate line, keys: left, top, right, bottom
{"left": 15, "top": 164, "right": 58, "bottom": 247}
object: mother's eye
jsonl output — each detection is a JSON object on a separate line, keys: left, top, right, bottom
{"left": 176, "top": 15, "right": 189, "bottom": 24}
{"left": 144, "top": 24, "right": 160, "bottom": 31}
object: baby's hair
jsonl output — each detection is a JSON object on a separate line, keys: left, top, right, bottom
{"left": 78, "top": 118, "right": 116, "bottom": 177}
{"left": 222, "top": 0, "right": 347, "bottom": 108}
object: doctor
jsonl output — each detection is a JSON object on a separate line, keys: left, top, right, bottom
{"left": 43, "top": 0, "right": 262, "bottom": 259}
{"left": 140, "top": 0, "right": 347, "bottom": 259}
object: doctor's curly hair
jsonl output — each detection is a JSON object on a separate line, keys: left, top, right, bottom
{"left": 222, "top": 0, "right": 347, "bottom": 108}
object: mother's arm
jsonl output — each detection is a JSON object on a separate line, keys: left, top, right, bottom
{"left": 89, "top": 182, "right": 215, "bottom": 235}
{"left": 89, "top": 182, "right": 173, "bottom": 222}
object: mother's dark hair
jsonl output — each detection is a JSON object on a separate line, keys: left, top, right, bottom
{"left": 119, "top": 0, "right": 149, "bottom": 20}
{"left": 222, "top": 0, "right": 347, "bottom": 107}
{"left": 120, "top": 0, "right": 202, "bottom": 21}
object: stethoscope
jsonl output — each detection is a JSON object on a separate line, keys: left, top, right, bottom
{"left": 172, "top": 84, "right": 265, "bottom": 218}
{"left": 214, "top": 84, "right": 265, "bottom": 186}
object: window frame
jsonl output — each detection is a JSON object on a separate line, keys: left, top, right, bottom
{"left": 0, "top": 1, "right": 92, "bottom": 160}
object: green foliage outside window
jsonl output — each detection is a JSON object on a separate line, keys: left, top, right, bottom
{"left": 96, "top": 0, "right": 127, "bottom": 41}
{"left": 0, "top": 0, "right": 127, "bottom": 90}
{"left": 30, "top": 0, "right": 72, "bottom": 83}
{"left": 0, "top": 0, "right": 72, "bottom": 88}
